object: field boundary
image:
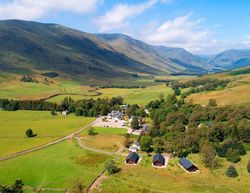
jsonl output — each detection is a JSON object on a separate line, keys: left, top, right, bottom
{"left": 0, "top": 119, "right": 97, "bottom": 162}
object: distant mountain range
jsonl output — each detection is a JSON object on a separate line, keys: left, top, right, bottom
{"left": 0, "top": 20, "right": 249, "bottom": 80}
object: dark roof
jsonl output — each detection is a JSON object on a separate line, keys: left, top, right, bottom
{"left": 153, "top": 154, "right": 165, "bottom": 163}
{"left": 179, "top": 157, "right": 193, "bottom": 169}
{"left": 126, "top": 152, "right": 139, "bottom": 161}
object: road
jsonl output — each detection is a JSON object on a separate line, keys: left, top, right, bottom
{"left": 0, "top": 118, "right": 97, "bottom": 162}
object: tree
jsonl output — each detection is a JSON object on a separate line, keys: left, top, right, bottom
{"left": 247, "top": 160, "right": 250, "bottom": 173}
{"left": 25, "top": 129, "right": 35, "bottom": 138}
{"left": 140, "top": 136, "right": 153, "bottom": 153}
{"left": 225, "top": 148, "right": 241, "bottom": 163}
{"left": 123, "top": 133, "right": 132, "bottom": 148}
{"left": 131, "top": 117, "right": 140, "bottom": 130}
{"left": 75, "top": 108, "right": 83, "bottom": 116}
{"left": 208, "top": 99, "right": 217, "bottom": 107}
{"left": 201, "top": 144, "right": 218, "bottom": 169}
{"left": 69, "top": 178, "right": 85, "bottom": 193}
{"left": 105, "top": 160, "right": 121, "bottom": 175}
{"left": 225, "top": 165, "right": 238, "bottom": 178}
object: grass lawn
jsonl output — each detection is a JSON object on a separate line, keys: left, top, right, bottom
{"left": 95, "top": 153, "right": 250, "bottom": 193}
{"left": 81, "top": 127, "right": 127, "bottom": 152}
{"left": 0, "top": 141, "right": 110, "bottom": 189}
{"left": 244, "top": 143, "right": 250, "bottom": 151}
{"left": 0, "top": 110, "right": 95, "bottom": 157}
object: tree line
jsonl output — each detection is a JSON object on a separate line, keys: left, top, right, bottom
{"left": 167, "top": 78, "right": 230, "bottom": 97}
{"left": 0, "top": 97, "right": 124, "bottom": 117}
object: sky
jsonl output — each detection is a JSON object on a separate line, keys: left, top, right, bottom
{"left": 0, "top": 0, "right": 250, "bottom": 54}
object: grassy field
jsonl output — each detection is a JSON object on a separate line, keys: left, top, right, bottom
{"left": 81, "top": 127, "right": 127, "bottom": 152}
{"left": 187, "top": 72, "right": 250, "bottom": 106}
{"left": 0, "top": 110, "right": 95, "bottom": 157}
{"left": 0, "top": 78, "right": 95, "bottom": 100}
{"left": 48, "top": 84, "right": 173, "bottom": 105}
{"left": 95, "top": 153, "right": 250, "bottom": 193}
{"left": 0, "top": 141, "right": 110, "bottom": 189}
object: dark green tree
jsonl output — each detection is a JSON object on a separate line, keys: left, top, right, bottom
{"left": 25, "top": 129, "right": 35, "bottom": 138}
{"left": 201, "top": 144, "right": 218, "bottom": 169}
{"left": 225, "top": 165, "right": 238, "bottom": 178}
{"left": 105, "top": 160, "right": 121, "bottom": 175}
{"left": 131, "top": 117, "right": 140, "bottom": 130}
{"left": 140, "top": 136, "right": 153, "bottom": 152}
{"left": 247, "top": 160, "right": 250, "bottom": 173}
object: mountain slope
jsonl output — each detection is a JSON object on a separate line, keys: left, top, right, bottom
{"left": 0, "top": 20, "right": 160, "bottom": 80}
{"left": 208, "top": 49, "right": 250, "bottom": 69}
{"left": 96, "top": 33, "right": 209, "bottom": 75}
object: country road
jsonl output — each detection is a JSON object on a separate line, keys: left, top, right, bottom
{"left": 0, "top": 118, "right": 98, "bottom": 162}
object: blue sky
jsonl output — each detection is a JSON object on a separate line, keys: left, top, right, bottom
{"left": 0, "top": 0, "right": 250, "bottom": 54}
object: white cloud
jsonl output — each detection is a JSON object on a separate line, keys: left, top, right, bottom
{"left": 142, "top": 13, "right": 216, "bottom": 53}
{"left": 140, "top": 13, "right": 250, "bottom": 54}
{"left": 0, "top": 0, "right": 99, "bottom": 20}
{"left": 94, "top": 0, "right": 157, "bottom": 32}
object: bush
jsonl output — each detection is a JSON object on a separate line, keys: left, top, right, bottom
{"left": 69, "top": 178, "right": 85, "bottom": 193}
{"left": 225, "top": 165, "right": 238, "bottom": 178}
{"left": 225, "top": 148, "right": 241, "bottom": 163}
{"left": 51, "top": 110, "right": 57, "bottom": 116}
{"left": 131, "top": 117, "right": 140, "bottom": 130}
{"left": 88, "top": 128, "right": 98, "bottom": 136}
{"left": 0, "top": 179, "right": 24, "bottom": 193}
{"left": 25, "top": 129, "right": 36, "bottom": 138}
{"left": 247, "top": 160, "right": 250, "bottom": 173}
{"left": 105, "top": 160, "right": 121, "bottom": 175}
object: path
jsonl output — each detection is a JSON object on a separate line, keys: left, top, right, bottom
{"left": 0, "top": 119, "right": 98, "bottom": 162}
{"left": 87, "top": 170, "right": 107, "bottom": 193}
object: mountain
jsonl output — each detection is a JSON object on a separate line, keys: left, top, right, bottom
{"left": 96, "top": 33, "right": 209, "bottom": 75}
{"left": 208, "top": 49, "right": 250, "bottom": 70}
{"left": 0, "top": 20, "right": 160, "bottom": 80}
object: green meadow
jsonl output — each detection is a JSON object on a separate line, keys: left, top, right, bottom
{"left": 0, "top": 110, "right": 95, "bottom": 157}
{"left": 95, "top": 153, "right": 250, "bottom": 193}
{"left": 48, "top": 84, "right": 173, "bottom": 105}
{"left": 0, "top": 141, "right": 110, "bottom": 189}
{"left": 82, "top": 127, "right": 127, "bottom": 135}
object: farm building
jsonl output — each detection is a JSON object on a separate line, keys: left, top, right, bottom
{"left": 126, "top": 152, "right": 139, "bottom": 164}
{"left": 153, "top": 154, "right": 165, "bottom": 167}
{"left": 179, "top": 157, "right": 199, "bottom": 173}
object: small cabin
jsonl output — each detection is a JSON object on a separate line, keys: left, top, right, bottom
{"left": 179, "top": 157, "right": 199, "bottom": 173}
{"left": 153, "top": 154, "right": 165, "bottom": 167}
{"left": 126, "top": 152, "right": 139, "bottom": 164}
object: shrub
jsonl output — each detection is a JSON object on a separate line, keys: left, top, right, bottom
{"left": 25, "top": 129, "right": 36, "bottom": 138}
{"left": 131, "top": 117, "right": 140, "bottom": 130}
{"left": 225, "top": 165, "right": 238, "bottom": 178}
{"left": 69, "top": 178, "right": 85, "bottom": 193}
{"left": 0, "top": 179, "right": 24, "bottom": 193}
{"left": 225, "top": 148, "right": 241, "bottom": 163}
{"left": 51, "top": 110, "right": 57, "bottom": 116}
{"left": 105, "top": 160, "right": 121, "bottom": 175}
{"left": 88, "top": 128, "right": 97, "bottom": 136}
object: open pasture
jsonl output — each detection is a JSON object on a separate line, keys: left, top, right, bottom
{"left": 0, "top": 141, "right": 110, "bottom": 190}
{"left": 0, "top": 110, "right": 95, "bottom": 157}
